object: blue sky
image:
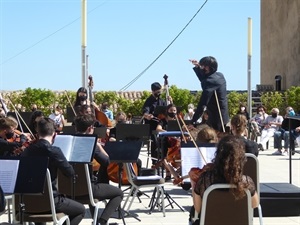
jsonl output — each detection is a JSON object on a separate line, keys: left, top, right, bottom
{"left": 0, "top": 0, "right": 260, "bottom": 92}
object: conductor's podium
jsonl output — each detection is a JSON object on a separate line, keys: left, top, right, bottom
{"left": 254, "top": 183, "right": 300, "bottom": 217}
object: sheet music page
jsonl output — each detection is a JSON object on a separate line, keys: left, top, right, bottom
{"left": 71, "top": 136, "right": 96, "bottom": 162}
{"left": 0, "top": 160, "right": 19, "bottom": 194}
{"left": 181, "top": 147, "right": 216, "bottom": 182}
{"left": 53, "top": 135, "right": 73, "bottom": 160}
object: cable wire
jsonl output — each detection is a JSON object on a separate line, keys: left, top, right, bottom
{"left": 119, "top": 0, "right": 208, "bottom": 91}
{"left": 0, "top": 0, "right": 109, "bottom": 66}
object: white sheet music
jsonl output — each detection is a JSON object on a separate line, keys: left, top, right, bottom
{"left": 53, "top": 135, "right": 97, "bottom": 162}
{"left": 181, "top": 146, "right": 216, "bottom": 182}
{"left": 0, "top": 160, "right": 19, "bottom": 194}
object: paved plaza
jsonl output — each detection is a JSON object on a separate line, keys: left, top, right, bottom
{"left": 1, "top": 141, "right": 300, "bottom": 225}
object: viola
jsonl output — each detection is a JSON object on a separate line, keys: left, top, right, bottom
{"left": 7, "top": 130, "right": 33, "bottom": 155}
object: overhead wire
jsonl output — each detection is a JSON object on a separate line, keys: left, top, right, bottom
{"left": 0, "top": 0, "right": 109, "bottom": 66}
{"left": 119, "top": 0, "right": 209, "bottom": 91}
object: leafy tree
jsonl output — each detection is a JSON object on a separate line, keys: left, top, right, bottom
{"left": 94, "top": 91, "right": 118, "bottom": 108}
{"left": 227, "top": 91, "right": 248, "bottom": 117}
{"left": 261, "top": 91, "right": 285, "bottom": 114}
{"left": 286, "top": 86, "right": 300, "bottom": 113}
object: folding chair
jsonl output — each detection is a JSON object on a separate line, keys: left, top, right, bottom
{"left": 57, "top": 163, "right": 107, "bottom": 225}
{"left": 244, "top": 153, "right": 264, "bottom": 225}
{"left": 199, "top": 184, "right": 253, "bottom": 225}
{"left": 13, "top": 169, "right": 70, "bottom": 225}
{"left": 122, "top": 162, "right": 166, "bottom": 216}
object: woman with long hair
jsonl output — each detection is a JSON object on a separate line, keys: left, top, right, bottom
{"left": 191, "top": 135, "right": 258, "bottom": 223}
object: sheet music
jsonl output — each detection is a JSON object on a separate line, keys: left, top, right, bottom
{"left": 181, "top": 146, "right": 216, "bottom": 182}
{"left": 53, "top": 135, "right": 73, "bottom": 160}
{"left": 71, "top": 136, "right": 96, "bottom": 162}
{"left": 53, "top": 135, "right": 96, "bottom": 162}
{"left": 0, "top": 160, "right": 19, "bottom": 194}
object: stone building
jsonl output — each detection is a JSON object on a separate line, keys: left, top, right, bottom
{"left": 261, "top": 0, "right": 300, "bottom": 91}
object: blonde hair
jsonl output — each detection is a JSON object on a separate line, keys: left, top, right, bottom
{"left": 196, "top": 126, "right": 218, "bottom": 143}
{"left": 230, "top": 114, "right": 247, "bottom": 135}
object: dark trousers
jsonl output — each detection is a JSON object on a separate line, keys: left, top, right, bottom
{"left": 89, "top": 183, "right": 123, "bottom": 223}
{"left": 54, "top": 195, "right": 86, "bottom": 225}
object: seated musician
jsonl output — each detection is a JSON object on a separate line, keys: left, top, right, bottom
{"left": 21, "top": 118, "right": 86, "bottom": 225}
{"left": 155, "top": 103, "right": 180, "bottom": 181}
{"left": 189, "top": 135, "right": 259, "bottom": 225}
{"left": 0, "top": 116, "right": 27, "bottom": 156}
{"left": 73, "top": 114, "right": 123, "bottom": 225}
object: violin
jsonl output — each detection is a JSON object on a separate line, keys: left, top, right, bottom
{"left": 173, "top": 163, "right": 214, "bottom": 186}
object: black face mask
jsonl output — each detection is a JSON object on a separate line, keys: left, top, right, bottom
{"left": 117, "top": 120, "right": 126, "bottom": 124}
{"left": 167, "top": 112, "right": 176, "bottom": 118}
{"left": 5, "top": 132, "right": 14, "bottom": 139}
{"left": 271, "top": 113, "right": 278, "bottom": 118}
{"left": 79, "top": 96, "right": 87, "bottom": 101}
{"left": 154, "top": 93, "right": 161, "bottom": 98}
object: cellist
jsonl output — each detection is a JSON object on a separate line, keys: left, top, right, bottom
{"left": 142, "top": 82, "right": 170, "bottom": 165}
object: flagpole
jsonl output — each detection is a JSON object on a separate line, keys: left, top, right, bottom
{"left": 81, "top": 0, "right": 87, "bottom": 88}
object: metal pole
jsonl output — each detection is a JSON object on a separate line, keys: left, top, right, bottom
{"left": 81, "top": 0, "right": 87, "bottom": 88}
{"left": 247, "top": 18, "right": 252, "bottom": 119}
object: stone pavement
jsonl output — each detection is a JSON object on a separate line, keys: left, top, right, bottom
{"left": 1, "top": 141, "right": 300, "bottom": 225}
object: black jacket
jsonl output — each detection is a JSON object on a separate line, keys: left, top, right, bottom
{"left": 192, "top": 67, "right": 229, "bottom": 132}
{"left": 21, "top": 139, "right": 74, "bottom": 196}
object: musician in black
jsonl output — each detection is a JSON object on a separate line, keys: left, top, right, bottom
{"left": 21, "top": 118, "right": 86, "bottom": 225}
{"left": 142, "top": 82, "right": 167, "bottom": 164}
{"left": 189, "top": 56, "right": 229, "bottom": 132}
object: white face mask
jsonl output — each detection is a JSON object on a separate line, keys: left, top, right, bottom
{"left": 188, "top": 108, "right": 194, "bottom": 113}
{"left": 240, "top": 107, "right": 245, "bottom": 111}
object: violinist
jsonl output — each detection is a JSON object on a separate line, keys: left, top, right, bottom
{"left": 48, "top": 105, "right": 65, "bottom": 132}
{"left": 0, "top": 116, "right": 27, "bottom": 156}
{"left": 189, "top": 135, "right": 259, "bottom": 225}
{"left": 142, "top": 82, "right": 168, "bottom": 164}
{"left": 21, "top": 118, "right": 86, "bottom": 225}
{"left": 73, "top": 114, "right": 123, "bottom": 225}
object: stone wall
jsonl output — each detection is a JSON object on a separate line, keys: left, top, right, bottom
{"left": 261, "top": 0, "right": 300, "bottom": 90}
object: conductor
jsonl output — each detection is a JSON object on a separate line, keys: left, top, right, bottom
{"left": 189, "top": 56, "right": 229, "bottom": 132}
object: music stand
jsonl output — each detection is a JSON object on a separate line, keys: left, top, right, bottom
{"left": 0, "top": 156, "right": 49, "bottom": 224}
{"left": 93, "top": 127, "right": 107, "bottom": 139}
{"left": 167, "top": 120, "right": 191, "bottom": 131}
{"left": 116, "top": 124, "right": 150, "bottom": 142}
{"left": 104, "top": 141, "right": 142, "bottom": 221}
{"left": 7, "top": 112, "right": 32, "bottom": 133}
{"left": 66, "top": 107, "right": 76, "bottom": 123}
{"left": 62, "top": 125, "right": 76, "bottom": 134}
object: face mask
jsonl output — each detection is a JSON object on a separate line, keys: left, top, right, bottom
{"left": 271, "top": 113, "right": 277, "bottom": 118}
{"left": 102, "top": 106, "right": 108, "bottom": 110}
{"left": 188, "top": 108, "right": 194, "bottom": 113}
{"left": 117, "top": 120, "right": 126, "bottom": 124}
{"left": 154, "top": 93, "right": 161, "bottom": 98}
{"left": 240, "top": 107, "right": 245, "bottom": 111}
{"left": 167, "top": 112, "right": 176, "bottom": 118}
{"left": 54, "top": 111, "right": 60, "bottom": 115}
{"left": 5, "top": 132, "right": 14, "bottom": 139}
{"left": 79, "top": 95, "right": 87, "bottom": 101}
{"left": 259, "top": 111, "right": 263, "bottom": 115}
{"left": 289, "top": 110, "right": 295, "bottom": 116}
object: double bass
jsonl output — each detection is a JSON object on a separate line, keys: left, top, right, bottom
{"left": 87, "top": 75, "right": 113, "bottom": 128}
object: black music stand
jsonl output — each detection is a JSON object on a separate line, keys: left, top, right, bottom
{"left": 62, "top": 125, "right": 76, "bottom": 134}
{"left": 104, "top": 141, "right": 143, "bottom": 221}
{"left": 7, "top": 112, "right": 32, "bottom": 133}
{"left": 116, "top": 123, "right": 150, "bottom": 142}
{"left": 93, "top": 127, "right": 107, "bottom": 139}
{"left": 166, "top": 120, "right": 191, "bottom": 131}
{"left": 0, "top": 156, "right": 48, "bottom": 224}
{"left": 66, "top": 107, "right": 76, "bottom": 123}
